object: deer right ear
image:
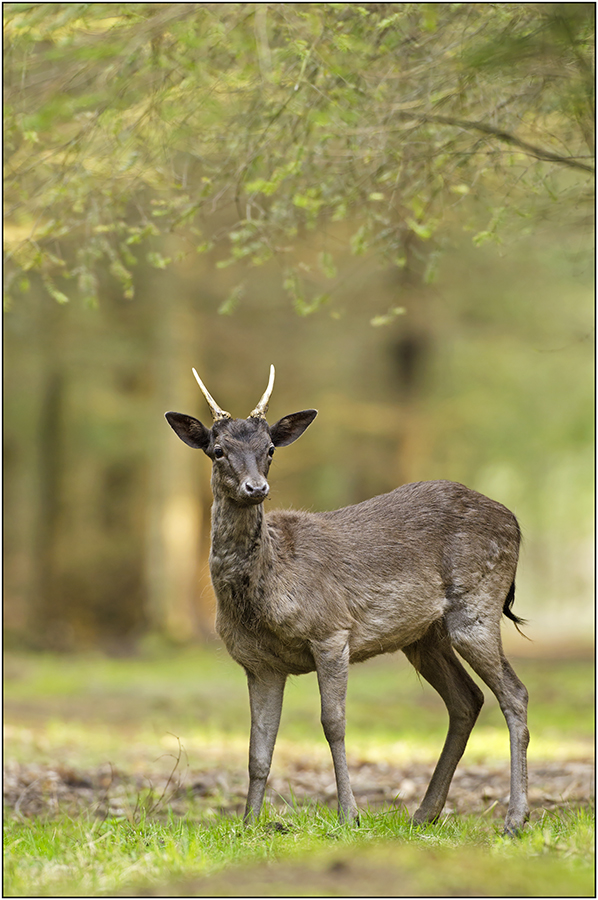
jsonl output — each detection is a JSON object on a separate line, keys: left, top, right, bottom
{"left": 165, "top": 412, "right": 211, "bottom": 452}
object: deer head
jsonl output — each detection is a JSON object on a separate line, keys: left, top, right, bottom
{"left": 165, "top": 366, "right": 317, "bottom": 506}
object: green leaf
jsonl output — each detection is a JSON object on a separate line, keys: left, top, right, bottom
{"left": 42, "top": 277, "right": 69, "bottom": 304}
{"left": 77, "top": 268, "right": 99, "bottom": 308}
{"left": 350, "top": 224, "right": 370, "bottom": 256}
{"left": 244, "top": 177, "right": 277, "bottom": 196}
{"left": 370, "top": 306, "right": 405, "bottom": 327}
{"left": 294, "top": 292, "right": 331, "bottom": 317}
{"left": 218, "top": 283, "right": 245, "bottom": 315}
{"left": 146, "top": 252, "right": 171, "bottom": 269}
{"left": 449, "top": 184, "right": 470, "bottom": 195}
{"left": 406, "top": 218, "right": 435, "bottom": 241}
{"left": 318, "top": 251, "right": 337, "bottom": 279}
{"left": 472, "top": 230, "right": 502, "bottom": 247}
{"left": 292, "top": 191, "right": 323, "bottom": 213}
{"left": 283, "top": 268, "right": 329, "bottom": 315}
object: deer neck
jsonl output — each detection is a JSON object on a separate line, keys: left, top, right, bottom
{"left": 209, "top": 496, "right": 272, "bottom": 603}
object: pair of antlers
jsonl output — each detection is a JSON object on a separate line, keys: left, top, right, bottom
{"left": 192, "top": 365, "right": 275, "bottom": 422}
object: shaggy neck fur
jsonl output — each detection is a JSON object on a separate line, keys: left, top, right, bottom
{"left": 209, "top": 495, "right": 273, "bottom": 627}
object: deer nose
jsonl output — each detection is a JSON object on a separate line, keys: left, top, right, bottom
{"left": 242, "top": 478, "right": 269, "bottom": 502}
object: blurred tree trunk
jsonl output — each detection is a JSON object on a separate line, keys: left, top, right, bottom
{"left": 145, "top": 262, "right": 215, "bottom": 640}
{"left": 33, "top": 368, "right": 65, "bottom": 642}
{"left": 387, "top": 250, "right": 434, "bottom": 488}
{"left": 29, "top": 300, "right": 69, "bottom": 647}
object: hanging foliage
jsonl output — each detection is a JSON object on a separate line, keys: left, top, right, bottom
{"left": 4, "top": 2, "right": 594, "bottom": 306}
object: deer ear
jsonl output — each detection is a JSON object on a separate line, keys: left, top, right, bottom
{"left": 270, "top": 410, "right": 317, "bottom": 447}
{"left": 165, "top": 412, "right": 211, "bottom": 452}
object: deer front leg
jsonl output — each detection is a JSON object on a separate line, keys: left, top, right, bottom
{"left": 310, "top": 631, "right": 359, "bottom": 824}
{"left": 244, "top": 669, "right": 286, "bottom": 823}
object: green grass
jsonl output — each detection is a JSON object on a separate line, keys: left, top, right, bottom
{"left": 3, "top": 644, "right": 595, "bottom": 896}
{"left": 3, "top": 804, "right": 594, "bottom": 896}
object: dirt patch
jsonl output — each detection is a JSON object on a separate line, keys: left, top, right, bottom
{"left": 3, "top": 758, "right": 593, "bottom": 823}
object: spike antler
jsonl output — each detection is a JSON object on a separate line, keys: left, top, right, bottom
{"left": 249, "top": 365, "right": 275, "bottom": 419}
{"left": 192, "top": 368, "right": 232, "bottom": 421}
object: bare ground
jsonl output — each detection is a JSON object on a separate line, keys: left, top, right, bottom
{"left": 3, "top": 758, "right": 593, "bottom": 823}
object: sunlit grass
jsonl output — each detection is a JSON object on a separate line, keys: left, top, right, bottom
{"left": 5, "top": 644, "right": 593, "bottom": 768}
{"left": 5, "top": 719, "right": 592, "bottom": 794}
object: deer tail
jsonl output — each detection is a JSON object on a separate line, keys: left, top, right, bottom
{"left": 503, "top": 581, "right": 531, "bottom": 639}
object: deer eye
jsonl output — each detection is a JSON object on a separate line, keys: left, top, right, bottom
{"left": 268, "top": 445, "right": 275, "bottom": 458}
{"left": 213, "top": 447, "right": 225, "bottom": 459}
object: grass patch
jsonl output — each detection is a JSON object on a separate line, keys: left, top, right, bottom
{"left": 3, "top": 805, "right": 594, "bottom": 896}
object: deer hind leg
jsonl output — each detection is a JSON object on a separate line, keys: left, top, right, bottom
{"left": 445, "top": 605, "right": 530, "bottom": 835}
{"left": 403, "top": 621, "right": 485, "bottom": 825}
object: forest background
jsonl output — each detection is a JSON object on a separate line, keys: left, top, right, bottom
{"left": 4, "top": 2, "right": 594, "bottom": 653}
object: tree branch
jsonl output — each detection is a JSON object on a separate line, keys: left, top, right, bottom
{"left": 394, "top": 112, "right": 595, "bottom": 173}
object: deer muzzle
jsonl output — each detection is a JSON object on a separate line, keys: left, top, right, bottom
{"left": 240, "top": 477, "right": 270, "bottom": 504}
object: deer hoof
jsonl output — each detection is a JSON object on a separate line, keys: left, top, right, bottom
{"left": 411, "top": 808, "right": 440, "bottom": 828}
{"left": 339, "top": 808, "right": 360, "bottom": 826}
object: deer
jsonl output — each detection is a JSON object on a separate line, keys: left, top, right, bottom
{"left": 165, "top": 366, "right": 530, "bottom": 836}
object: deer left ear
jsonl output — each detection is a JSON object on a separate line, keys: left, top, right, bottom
{"left": 270, "top": 410, "right": 317, "bottom": 447}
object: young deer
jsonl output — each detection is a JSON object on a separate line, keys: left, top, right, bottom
{"left": 165, "top": 367, "right": 529, "bottom": 835}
